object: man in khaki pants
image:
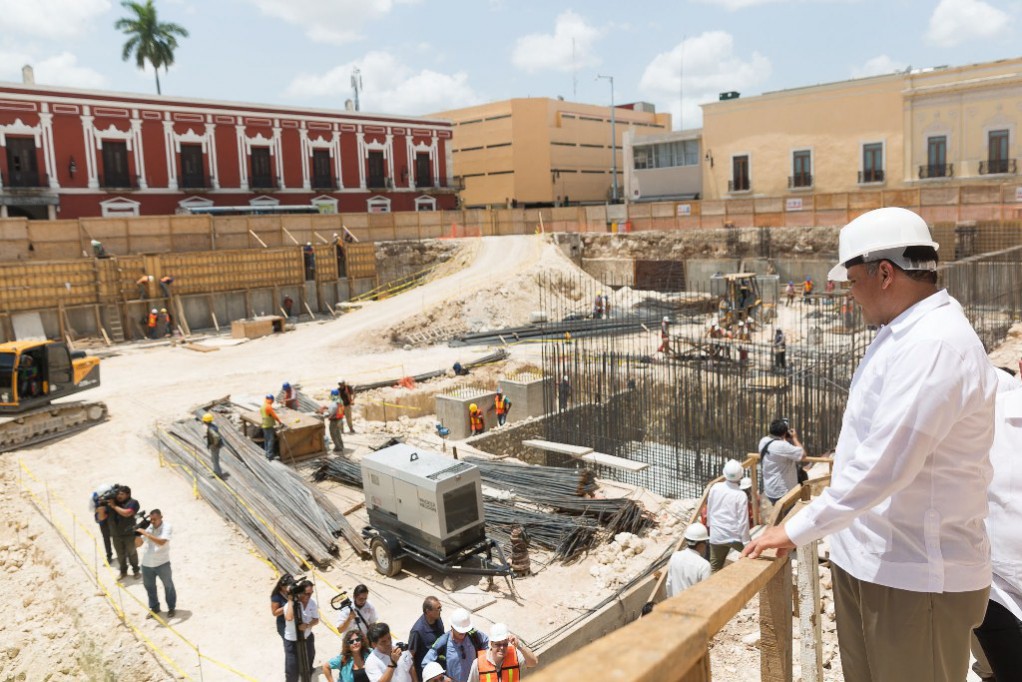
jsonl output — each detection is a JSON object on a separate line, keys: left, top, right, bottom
{"left": 745, "top": 207, "right": 995, "bottom": 682}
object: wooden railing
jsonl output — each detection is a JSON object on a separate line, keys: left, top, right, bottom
{"left": 530, "top": 463, "right": 833, "bottom": 682}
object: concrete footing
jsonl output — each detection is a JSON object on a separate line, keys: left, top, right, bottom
{"left": 435, "top": 388, "right": 497, "bottom": 440}
{"left": 497, "top": 373, "right": 551, "bottom": 424}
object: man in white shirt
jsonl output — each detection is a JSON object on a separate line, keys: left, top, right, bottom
{"left": 973, "top": 367, "right": 1022, "bottom": 679}
{"left": 666, "top": 522, "right": 711, "bottom": 597}
{"left": 705, "top": 460, "right": 751, "bottom": 572}
{"left": 758, "top": 419, "right": 807, "bottom": 504}
{"left": 138, "top": 509, "right": 176, "bottom": 618}
{"left": 745, "top": 207, "right": 996, "bottom": 682}
{"left": 364, "top": 622, "right": 416, "bottom": 682}
{"left": 284, "top": 579, "right": 320, "bottom": 682}
{"left": 335, "top": 583, "right": 379, "bottom": 637}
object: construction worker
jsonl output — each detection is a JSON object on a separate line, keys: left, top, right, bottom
{"left": 281, "top": 382, "right": 298, "bottom": 410}
{"left": 802, "top": 276, "right": 813, "bottom": 304}
{"left": 592, "top": 294, "right": 604, "bottom": 320}
{"left": 202, "top": 413, "right": 224, "bottom": 478}
{"left": 466, "top": 622, "right": 537, "bottom": 682}
{"left": 705, "top": 459, "right": 750, "bottom": 572}
{"left": 772, "top": 328, "right": 786, "bottom": 370}
{"left": 745, "top": 207, "right": 995, "bottom": 682}
{"left": 159, "top": 275, "right": 174, "bottom": 298}
{"left": 657, "top": 316, "right": 671, "bottom": 355}
{"left": 666, "top": 522, "right": 711, "bottom": 597}
{"left": 468, "top": 403, "right": 484, "bottom": 437}
{"left": 91, "top": 239, "right": 107, "bottom": 258}
{"left": 493, "top": 390, "right": 511, "bottom": 427}
{"left": 146, "top": 308, "right": 159, "bottom": 339}
{"left": 17, "top": 354, "right": 39, "bottom": 398}
{"left": 558, "top": 375, "right": 571, "bottom": 411}
{"left": 325, "top": 388, "right": 344, "bottom": 452}
{"left": 332, "top": 233, "right": 347, "bottom": 278}
{"left": 337, "top": 379, "right": 356, "bottom": 433}
{"left": 785, "top": 280, "right": 795, "bottom": 306}
{"left": 158, "top": 308, "right": 171, "bottom": 338}
{"left": 260, "top": 394, "right": 283, "bottom": 460}
{"left": 303, "top": 242, "right": 315, "bottom": 281}
{"left": 136, "top": 272, "right": 151, "bottom": 299}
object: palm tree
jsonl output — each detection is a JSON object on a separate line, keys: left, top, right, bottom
{"left": 115, "top": 0, "right": 189, "bottom": 95}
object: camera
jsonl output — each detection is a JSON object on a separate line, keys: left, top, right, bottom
{"left": 394, "top": 642, "right": 408, "bottom": 652}
{"left": 331, "top": 590, "right": 352, "bottom": 610}
{"left": 288, "top": 576, "right": 310, "bottom": 598}
{"left": 133, "top": 512, "right": 151, "bottom": 534}
{"left": 96, "top": 483, "right": 126, "bottom": 507}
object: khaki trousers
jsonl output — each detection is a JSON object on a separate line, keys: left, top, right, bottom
{"left": 831, "top": 563, "right": 989, "bottom": 682}
{"left": 708, "top": 541, "right": 744, "bottom": 573}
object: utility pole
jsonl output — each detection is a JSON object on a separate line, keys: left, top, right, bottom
{"left": 596, "top": 74, "right": 618, "bottom": 203}
{"left": 351, "top": 67, "right": 363, "bottom": 112}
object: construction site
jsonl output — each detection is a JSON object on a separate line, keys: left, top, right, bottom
{"left": 2, "top": 198, "right": 1022, "bottom": 682}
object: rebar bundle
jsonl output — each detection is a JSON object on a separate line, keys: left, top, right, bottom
{"left": 155, "top": 415, "right": 364, "bottom": 575}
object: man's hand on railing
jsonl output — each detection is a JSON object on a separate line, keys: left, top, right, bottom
{"left": 742, "top": 525, "right": 795, "bottom": 559}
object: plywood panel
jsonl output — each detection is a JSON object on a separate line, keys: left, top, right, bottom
{"left": 345, "top": 243, "right": 377, "bottom": 279}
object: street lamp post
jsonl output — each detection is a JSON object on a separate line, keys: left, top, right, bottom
{"left": 596, "top": 74, "right": 618, "bottom": 203}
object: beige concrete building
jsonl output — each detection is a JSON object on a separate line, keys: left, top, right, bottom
{"left": 431, "top": 99, "right": 670, "bottom": 208}
{"left": 623, "top": 128, "right": 702, "bottom": 202}
{"left": 700, "top": 57, "right": 1022, "bottom": 200}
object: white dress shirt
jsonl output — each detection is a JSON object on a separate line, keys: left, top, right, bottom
{"left": 140, "top": 520, "right": 172, "bottom": 568}
{"left": 786, "top": 290, "right": 996, "bottom": 593}
{"left": 666, "top": 547, "right": 711, "bottom": 597}
{"left": 706, "top": 480, "right": 750, "bottom": 545}
{"left": 759, "top": 437, "right": 804, "bottom": 500}
{"left": 365, "top": 648, "right": 414, "bottom": 682}
{"left": 988, "top": 379, "right": 1022, "bottom": 620}
{"left": 335, "top": 599, "right": 379, "bottom": 636}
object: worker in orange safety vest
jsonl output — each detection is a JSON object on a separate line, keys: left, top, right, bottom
{"left": 468, "top": 623, "right": 537, "bottom": 682}
{"left": 260, "top": 394, "right": 283, "bottom": 460}
{"left": 493, "top": 391, "right": 512, "bottom": 427}
{"left": 146, "top": 308, "right": 159, "bottom": 339}
{"left": 469, "top": 403, "right": 484, "bottom": 436}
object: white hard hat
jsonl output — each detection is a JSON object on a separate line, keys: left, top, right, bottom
{"left": 422, "top": 662, "right": 446, "bottom": 681}
{"left": 683, "top": 522, "right": 709, "bottom": 543}
{"left": 722, "top": 459, "right": 743, "bottom": 482}
{"left": 450, "top": 608, "right": 473, "bottom": 634}
{"left": 663, "top": 316, "right": 669, "bottom": 322}
{"left": 740, "top": 476, "right": 752, "bottom": 490}
{"left": 828, "top": 207, "right": 939, "bottom": 282}
{"left": 489, "top": 623, "right": 510, "bottom": 642}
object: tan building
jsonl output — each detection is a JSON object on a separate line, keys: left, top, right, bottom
{"left": 430, "top": 99, "right": 670, "bottom": 208}
{"left": 700, "top": 57, "right": 1022, "bottom": 200}
{"left": 623, "top": 127, "right": 702, "bottom": 202}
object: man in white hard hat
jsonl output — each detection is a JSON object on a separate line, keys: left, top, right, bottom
{"left": 705, "top": 459, "right": 751, "bottom": 572}
{"left": 422, "top": 661, "right": 450, "bottom": 682}
{"left": 744, "top": 207, "right": 997, "bottom": 682}
{"left": 657, "top": 315, "right": 671, "bottom": 355}
{"left": 666, "top": 522, "right": 711, "bottom": 597}
{"left": 466, "top": 623, "right": 537, "bottom": 682}
{"left": 421, "top": 608, "right": 489, "bottom": 682}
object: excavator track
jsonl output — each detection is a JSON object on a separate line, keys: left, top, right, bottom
{"left": 0, "top": 401, "right": 108, "bottom": 453}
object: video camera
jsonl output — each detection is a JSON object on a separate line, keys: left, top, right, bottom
{"left": 96, "top": 483, "right": 127, "bottom": 507}
{"left": 288, "top": 575, "right": 310, "bottom": 598}
{"left": 330, "top": 590, "right": 352, "bottom": 610}
{"left": 134, "top": 511, "right": 152, "bottom": 534}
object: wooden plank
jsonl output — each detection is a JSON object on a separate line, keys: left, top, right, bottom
{"left": 522, "top": 439, "right": 593, "bottom": 456}
{"left": 580, "top": 451, "right": 649, "bottom": 472}
{"left": 797, "top": 538, "right": 824, "bottom": 682}
{"left": 173, "top": 295, "right": 191, "bottom": 336}
{"left": 183, "top": 342, "right": 218, "bottom": 353}
{"left": 760, "top": 554, "right": 793, "bottom": 682}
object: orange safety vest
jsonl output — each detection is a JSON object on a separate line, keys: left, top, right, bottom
{"left": 470, "top": 410, "right": 484, "bottom": 431}
{"left": 330, "top": 401, "right": 345, "bottom": 420}
{"left": 495, "top": 395, "right": 508, "bottom": 415}
{"left": 147, "top": 313, "right": 158, "bottom": 327}
{"left": 477, "top": 647, "right": 520, "bottom": 682}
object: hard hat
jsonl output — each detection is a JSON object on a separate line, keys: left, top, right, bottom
{"left": 306, "top": 241, "right": 312, "bottom": 246}
{"left": 202, "top": 413, "right": 214, "bottom": 423}
{"left": 489, "top": 623, "right": 510, "bottom": 643}
{"left": 151, "top": 308, "right": 158, "bottom": 314}
{"left": 663, "top": 316, "right": 669, "bottom": 322}
{"left": 828, "top": 207, "right": 939, "bottom": 282}
{"left": 265, "top": 394, "right": 275, "bottom": 401}
{"left": 338, "top": 378, "right": 347, "bottom": 385}
{"left": 740, "top": 476, "right": 752, "bottom": 490}
{"left": 160, "top": 308, "right": 167, "bottom": 313}
{"left": 722, "top": 459, "right": 743, "bottom": 482}
{"left": 563, "top": 375, "right": 568, "bottom": 381}
{"left": 283, "top": 382, "right": 291, "bottom": 390}
{"left": 683, "top": 522, "right": 709, "bottom": 543}
{"left": 469, "top": 403, "right": 478, "bottom": 412}
{"left": 496, "top": 389, "right": 503, "bottom": 394}
{"left": 422, "top": 662, "right": 446, "bottom": 681}
{"left": 330, "top": 388, "right": 340, "bottom": 396}
{"left": 450, "top": 608, "right": 473, "bottom": 634}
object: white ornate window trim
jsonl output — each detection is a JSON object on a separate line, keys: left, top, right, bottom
{"left": 249, "top": 195, "right": 280, "bottom": 206}
{"left": 367, "top": 195, "right": 391, "bottom": 213}
{"left": 414, "top": 195, "right": 437, "bottom": 211}
{"left": 178, "top": 196, "right": 214, "bottom": 209}
{"left": 100, "top": 196, "right": 140, "bottom": 217}
{"left": 311, "top": 195, "right": 338, "bottom": 213}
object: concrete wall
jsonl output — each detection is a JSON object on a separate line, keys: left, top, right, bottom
{"left": 580, "top": 258, "right": 634, "bottom": 286}
{"left": 497, "top": 376, "right": 551, "bottom": 424}
{"left": 436, "top": 389, "right": 497, "bottom": 440}
{"left": 469, "top": 418, "right": 546, "bottom": 463}
{"left": 685, "top": 258, "right": 740, "bottom": 290}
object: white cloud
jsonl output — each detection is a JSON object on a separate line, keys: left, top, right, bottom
{"left": 692, "top": 0, "right": 848, "bottom": 9}
{"left": 284, "top": 51, "right": 483, "bottom": 115}
{"left": 0, "top": 51, "right": 107, "bottom": 89}
{"left": 926, "top": 0, "right": 1011, "bottom": 47}
{"left": 245, "top": 0, "right": 399, "bottom": 44}
{"left": 638, "top": 32, "right": 771, "bottom": 128}
{"left": 0, "top": 0, "right": 111, "bottom": 39}
{"left": 511, "top": 10, "right": 603, "bottom": 73}
{"left": 851, "top": 55, "right": 908, "bottom": 79}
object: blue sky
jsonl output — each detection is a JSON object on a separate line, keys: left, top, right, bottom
{"left": 0, "top": 0, "right": 1018, "bottom": 126}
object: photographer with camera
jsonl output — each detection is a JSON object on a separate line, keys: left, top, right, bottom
{"left": 364, "top": 623, "right": 415, "bottom": 682}
{"left": 759, "top": 418, "right": 808, "bottom": 505}
{"left": 334, "top": 584, "right": 378, "bottom": 637}
{"left": 95, "top": 485, "right": 141, "bottom": 579}
{"left": 284, "top": 578, "right": 320, "bottom": 682}
{"left": 138, "top": 509, "right": 176, "bottom": 618}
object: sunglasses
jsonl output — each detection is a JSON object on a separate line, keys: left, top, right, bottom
{"left": 348, "top": 639, "right": 362, "bottom": 645}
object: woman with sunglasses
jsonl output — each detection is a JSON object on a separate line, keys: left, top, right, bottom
{"left": 323, "top": 630, "right": 370, "bottom": 682}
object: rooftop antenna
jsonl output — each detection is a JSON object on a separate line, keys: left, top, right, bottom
{"left": 351, "top": 67, "right": 363, "bottom": 112}
{"left": 678, "top": 36, "right": 685, "bottom": 131}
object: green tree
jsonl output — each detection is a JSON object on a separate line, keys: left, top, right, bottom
{"left": 115, "top": 0, "right": 189, "bottom": 95}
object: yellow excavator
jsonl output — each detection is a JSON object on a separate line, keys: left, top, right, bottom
{"left": 0, "top": 340, "right": 107, "bottom": 453}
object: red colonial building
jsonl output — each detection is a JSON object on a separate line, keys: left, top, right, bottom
{"left": 0, "top": 80, "right": 457, "bottom": 219}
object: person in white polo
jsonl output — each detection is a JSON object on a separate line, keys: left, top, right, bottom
{"left": 745, "top": 207, "right": 997, "bottom": 682}
{"left": 705, "top": 459, "right": 751, "bottom": 572}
